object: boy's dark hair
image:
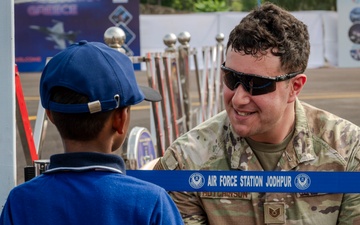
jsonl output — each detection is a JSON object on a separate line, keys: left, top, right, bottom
{"left": 226, "top": 2, "right": 310, "bottom": 73}
{"left": 49, "top": 86, "right": 113, "bottom": 141}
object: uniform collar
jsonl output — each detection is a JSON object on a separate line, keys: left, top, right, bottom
{"left": 45, "top": 152, "right": 126, "bottom": 174}
{"left": 291, "top": 98, "right": 316, "bottom": 163}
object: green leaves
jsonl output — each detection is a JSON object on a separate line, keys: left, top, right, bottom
{"left": 194, "top": 0, "right": 229, "bottom": 12}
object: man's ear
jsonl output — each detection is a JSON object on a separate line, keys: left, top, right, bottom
{"left": 112, "top": 107, "right": 129, "bottom": 135}
{"left": 289, "top": 74, "right": 307, "bottom": 102}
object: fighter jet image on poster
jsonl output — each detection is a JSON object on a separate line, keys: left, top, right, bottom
{"left": 29, "top": 20, "right": 80, "bottom": 50}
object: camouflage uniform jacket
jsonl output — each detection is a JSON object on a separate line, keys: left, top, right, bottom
{"left": 158, "top": 99, "right": 360, "bottom": 225}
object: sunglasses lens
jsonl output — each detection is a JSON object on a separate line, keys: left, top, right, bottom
{"left": 223, "top": 71, "right": 241, "bottom": 90}
{"left": 222, "top": 69, "right": 276, "bottom": 95}
{"left": 250, "top": 77, "right": 276, "bottom": 95}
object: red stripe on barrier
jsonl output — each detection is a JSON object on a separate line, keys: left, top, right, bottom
{"left": 15, "top": 65, "right": 38, "bottom": 162}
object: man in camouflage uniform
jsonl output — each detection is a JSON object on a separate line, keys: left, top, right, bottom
{"left": 153, "top": 2, "right": 360, "bottom": 225}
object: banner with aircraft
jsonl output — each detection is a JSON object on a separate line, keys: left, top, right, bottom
{"left": 337, "top": 0, "right": 360, "bottom": 67}
{"left": 15, "top": 0, "right": 140, "bottom": 72}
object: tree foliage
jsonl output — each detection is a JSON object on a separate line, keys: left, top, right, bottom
{"left": 194, "top": 0, "right": 229, "bottom": 12}
{"left": 263, "top": 0, "right": 336, "bottom": 11}
{"left": 140, "top": 0, "right": 337, "bottom": 13}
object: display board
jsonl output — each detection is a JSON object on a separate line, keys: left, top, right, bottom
{"left": 15, "top": 0, "right": 140, "bottom": 72}
{"left": 337, "top": 0, "right": 360, "bottom": 67}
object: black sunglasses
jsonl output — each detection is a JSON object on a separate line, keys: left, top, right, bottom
{"left": 221, "top": 62, "right": 303, "bottom": 96}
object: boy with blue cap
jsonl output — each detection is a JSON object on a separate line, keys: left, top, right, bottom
{"left": 0, "top": 40, "right": 183, "bottom": 225}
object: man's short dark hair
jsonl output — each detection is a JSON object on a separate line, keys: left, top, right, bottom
{"left": 226, "top": 2, "right": 310, "bottom": 73}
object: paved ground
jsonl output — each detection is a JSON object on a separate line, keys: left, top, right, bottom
{"left": 15, "top": 67, "right": 360, "bottom": 184}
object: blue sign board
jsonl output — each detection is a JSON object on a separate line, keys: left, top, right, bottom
{"left": 127, "top": 170, "right": 360, "bottom": 193}
{"left": 15, "top": 0, "right": 140, "bottom": 72}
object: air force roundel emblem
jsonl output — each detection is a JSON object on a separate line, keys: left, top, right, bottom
{"left": 294, "top": 173, "right": 311, "bottom": 190}
{"left": 189, "top": 172, "right": 205, "bottom": 189}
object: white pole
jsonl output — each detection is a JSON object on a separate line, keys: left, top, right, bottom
{"left": 0, "top": 0, "right": 16, "bottom": 207}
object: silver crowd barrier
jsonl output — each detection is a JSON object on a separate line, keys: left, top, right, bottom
{"left": 22, "top": 26, "right": 226, "bottom": 179}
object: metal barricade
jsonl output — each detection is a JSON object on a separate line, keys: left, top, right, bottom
{"left": 199, "top": 34, "right": 225, "bottom": 121}
{"left": 105, "top": 27, "right": 226, "bottom": 166}
{"left": 21, "top": 27, "right": 226, "bottom": 175}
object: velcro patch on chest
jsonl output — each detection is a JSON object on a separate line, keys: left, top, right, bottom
{"left": 200, "top": 192, "right": 251, "bottom": 200}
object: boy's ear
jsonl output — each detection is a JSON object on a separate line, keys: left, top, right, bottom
{"left": 112, "top": 107, "right": 129, "bottom": 135}
{"left": 45, "top": 109, "right": 54, "bottom": 124}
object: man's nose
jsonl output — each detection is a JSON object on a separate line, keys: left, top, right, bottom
{"left": 232, "top": 83, "right": 251, "bottom": 105}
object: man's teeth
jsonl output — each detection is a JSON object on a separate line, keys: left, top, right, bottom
{"left": 237, "top": 111, "right": 252, "bottom": 116}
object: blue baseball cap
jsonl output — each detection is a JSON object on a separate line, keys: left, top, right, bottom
{"left": 40, "top": 40, "right": 161, "bottom": 114}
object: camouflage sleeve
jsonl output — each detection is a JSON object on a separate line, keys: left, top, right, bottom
{"left": 153, "top": 155, "right": 208, "bottom": 224}
{"left": 338, "top": 193, "right": 360, "bottom": 225}
{"left": 153, "top": 160, "right": 165, "bottom": 170}
{"left": 168, "top": 191, "right": 208, "bottom": 225}
{"left": 338, "top": 141, "right": 360, "bottom": 225}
